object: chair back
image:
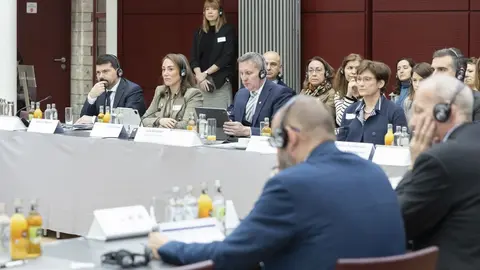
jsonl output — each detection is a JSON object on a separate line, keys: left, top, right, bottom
{"left": 335, "top": 246, "right": 439, "bottom": 270}
{"left": 174, "top": 260, "right": 214, "bottom": 270}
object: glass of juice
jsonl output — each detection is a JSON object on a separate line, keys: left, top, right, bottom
{"left": 206, "top": 118, "right": 217, "bottom": 144}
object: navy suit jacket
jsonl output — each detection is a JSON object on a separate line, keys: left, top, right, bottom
{"left": 337, "top": 95, "right": 407, "bottom": 145}
{"left": 80, "top": 78, "right": 146, "bottom": 117}
{"left": 158, "top": 141, "right": 406, "bottom": 270}
{"left": 228, "top": 80, "right": 294, "bottom": 135}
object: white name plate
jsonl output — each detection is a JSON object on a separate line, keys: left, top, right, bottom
{"left": 335, "top": 141, "right": 374, "bottom": 160}
{"left": 0, "top": 116, "right": 27, "bottom": 131}
{"left": 245, "top": 136, "right": 277, "bottom": 154}
{"left": 86, "top": 205, "right": 154, "bottom": 241}
{"left": 90, "top": 122, "right": 128, "bottom": 139}
{"left": 372, "top": 145, "right": 411, "bottom": 167}
{"left": 134, "top": 128, "right": 202, "bottom": 147}
{"left": 27, "top": 119, "right": 64, "bottom": 134}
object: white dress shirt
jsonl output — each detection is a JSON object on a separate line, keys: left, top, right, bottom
{"left": 87, "top": 79, "right": 121, "bottom": 107}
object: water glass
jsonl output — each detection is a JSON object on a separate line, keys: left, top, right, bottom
{"left": 206, "top": 118, "right": 217, "bottom": 144}
{"left": 65, "top": 107, "right": 73, "bottom": 128}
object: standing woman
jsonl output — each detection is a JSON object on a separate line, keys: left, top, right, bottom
{"left": 333, "top": 53, "right": 363, "bottom": 127}
{"left": 190, "top": 0, "right": 237, "bottom": 109}
{"left": 392, "top": 58, "right": 415, "bottom": 109}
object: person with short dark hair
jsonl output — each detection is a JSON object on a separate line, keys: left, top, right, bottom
{"left": 337, "top": 60, "right": 407, "bottom": 145}
{"left": 431, "top": 47, "right": 480, "bottom": 121}
{"left": 465, "top": 57, "right": 477, "bottom": 90}
{"left": 78, "top": 54, "right": 146, "bottom": 122}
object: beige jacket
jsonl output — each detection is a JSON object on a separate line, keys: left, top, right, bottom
{"left": 142, "top": 85, "right": 203, "bottom": 129}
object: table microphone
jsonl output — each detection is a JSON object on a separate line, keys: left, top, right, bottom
{"left": 15, "top": 95, "right": 52, "bottom": 115}
{"left": 138, "top": 92, "right": 165, "bottom": 128}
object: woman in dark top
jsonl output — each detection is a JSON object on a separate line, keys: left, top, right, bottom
{"left": 190, "top": 0, "right": 237, "bottom": 109}
{"left": 391, "top": 57, "right": 415, "bottom": 110}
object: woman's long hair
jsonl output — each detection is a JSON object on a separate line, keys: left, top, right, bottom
{"left": 302, "top": 56, "right": 335, "bottom": 91}
{"left": 393, "top": 57, "right": 415, "bottom": 95}
{"left": 410, "top": 62, "right": 434, "bottom": 99}
{"left": 202, "top": 0, "right": 227, "bottom": 33}
{"left": 333, "top": 53, "right": 362, "bottom": 98}
{"left": 162, "top": 53, "right": 196, "bottom": 96}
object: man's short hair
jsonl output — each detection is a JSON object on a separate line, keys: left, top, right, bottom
{"left": 96, "top": 54, "right": 120, "bottom": 69}
{"left": 238, "top": 52, "right": 266, "bottom": 71}
{"left": 357, "top": 60, "right": 391, "bottom": 93}
{"left": 432, "top": 47, "right": 465, "bottom": 73}
{"left": 420, "top": 74, "right": 473, "bottom": 121}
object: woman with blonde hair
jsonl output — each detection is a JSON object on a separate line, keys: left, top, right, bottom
{"left": 142, "top": 54, "right": 203, "bottom": 129}
{"left": 190, "top": 0, "right": 236, "bottom": 109}
{"left": 301, "top": 56, "right": 336, "bottom": 120}
{"left": 333, "top": 53, "right": 362, "bottom": 126}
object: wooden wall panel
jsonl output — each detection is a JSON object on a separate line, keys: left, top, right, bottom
{"left": 119, "top": 0, "right": 238, "bottom": 105}
{"left": 471, "top": 1, "right": 480, "bottom": 11}
{"left": 373, "top": 0, "right": 469, "bottom": 11}
{"left": 302, "top": 0, "right": 365, "bottom": 12}
{"left": 302, "top": 13, "right": 366, "bottom": 73}
{"left": 470, "top": 12, "right": 480, "bottom": 57}
{"left": 372, "top": 12, "right": 469, "bottom": 95}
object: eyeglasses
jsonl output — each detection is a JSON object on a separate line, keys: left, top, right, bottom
{"left": 356, "top": 76, "right": 375, "bottom": 83}
{"left": 308, "top": 69, "right": 323, "bottom": 74}
{"left": 268, "top": 126, "right": 301, "bottom": 148}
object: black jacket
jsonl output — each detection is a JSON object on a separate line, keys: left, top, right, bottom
{"left": 396, "top": 122, "right": 480, "bottom": 270}
{"left": 80, "top": 78, "right": 146, "bottom": 117}
{"left": 190, "top": 23, "right": 237, "bottom": 89}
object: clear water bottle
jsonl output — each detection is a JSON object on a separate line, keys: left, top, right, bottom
{"left": 183, "top": 185, "right": 198, "bottom": 220}
{"left": 212, "top": 180, "right": 226, "bottom": 227}
{"left": 0, "top": 202, "right": 10, "bottom": 253}
{"left": 393, "top": 125, "right": 402, "bottom": 146}
{"left": 197, "top": 114, "right": 207, "bottom": 139}
{"left": 165, "top": 186, "right": 183, "bottom": 222}
{"left": 51, "top": 104, "right": 58, "bottom": 120}
{"left": 111, "top": 108, "right": 118, "bottom": 124}
{"left": 0, "top": 99, "right": 5, "bottom": 116}
{"left": 44, "top": 104, "right": 52, "bottom": 120}
{"left": 400, "top": 126, "right": 410, "bottom": 147}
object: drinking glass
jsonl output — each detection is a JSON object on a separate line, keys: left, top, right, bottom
{"left": 206, "top": 118, "right": 217, "bottom": 144}
{"left": 65, "top": 107, "right": 73, "bottom": 128}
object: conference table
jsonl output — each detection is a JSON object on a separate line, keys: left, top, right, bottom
{"left": 0, "top": 128, "right": 408, "bottom": 238}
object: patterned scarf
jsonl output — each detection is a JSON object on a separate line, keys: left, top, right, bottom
{"left": 302, "top": 81, "right": 333, "bottom": 97}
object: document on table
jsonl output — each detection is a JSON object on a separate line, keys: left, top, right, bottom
{"left": 158, "top": 218, "right": 225, "bottom": 244}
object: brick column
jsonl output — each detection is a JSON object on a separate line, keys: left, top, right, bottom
{"left": 70, "top": 0, "right": 94, "bottom": 120}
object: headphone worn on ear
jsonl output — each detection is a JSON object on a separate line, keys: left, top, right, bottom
{"left": 271, "top": 97, "right": 297, "bottom": 149}
{"left": 178, "top": 55, "right": 187, "bottom": 78}
{"left": 433, "top": 82, "right": 464, "bottom": 123}
{"left": 219, "top": 7, "right": 223, "bottom": 16}
{"left": 107, "top": 54, "right": 123, "bottom": 77}
{"left": 448, "top": 48, "right": 467, "bottom": 81}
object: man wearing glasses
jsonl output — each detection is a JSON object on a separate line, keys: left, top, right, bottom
{"left": 148, "top": 95, "right": 406, "bottom": 270}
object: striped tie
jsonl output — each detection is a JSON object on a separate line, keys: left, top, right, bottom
{"left": 245, "top": 91, "right": 258, "bottom": 123}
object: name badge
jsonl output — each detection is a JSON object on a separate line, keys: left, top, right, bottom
{"left": 172, "top": 105, "right": 182, "bottom": 111}
{"left": 27, "top": 119, "right": 64, "bottom": 134}
{"left": 345, "top": 113, "right": 356, "bottom": 120}
{"left": 217, "top": 37, "right": 226, "bottom": 43}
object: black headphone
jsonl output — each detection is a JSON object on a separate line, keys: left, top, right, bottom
{"left": 178, "top": 55, "right": 187, "bottom": 78}
{"left": 219, "top": 7, "right": 223, "bottom": 16}
{"left": 106, "top": 54, "right": 123, "bottom": 77}
{"left": 449, "top": 48, "right": 467, "bottom": 81}
{"left": 101, "top": 247, "right": 152, "bottom": 269}
{"left": 271, "top": 97, "right": 298, "bottom": 149}
{"left": 255, "top": 52, "right": 267, "bottom": 79}
{"left": 433, "top": 82, "right": 464, "bottom": 123}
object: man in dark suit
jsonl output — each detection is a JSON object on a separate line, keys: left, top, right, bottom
{"left": 148, "top": 95, "right": 406, "bottom": 270}
{"left": 223, "top": 52, "right": 294, "bottom": 136}
{"left": 77, "top": 54, "right": 146, "bottom": 122}
{"left": 263, "top": 51, "right": 290, "bottom": 88}
{"left": 396, "top": 74, "right": 480, "bottom": 270}
{"left": 431, "top": 47, "right": 480, "bottom": 120}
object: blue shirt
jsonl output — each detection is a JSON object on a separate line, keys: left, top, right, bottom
{"left": 395, "top": 81, "right": 411, "bottom": 110}
{"left": 337, "top": 95, "right": 408, "bottom": 145}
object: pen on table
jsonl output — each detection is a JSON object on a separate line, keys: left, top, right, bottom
{"left": 0, "top": 260, "right": 27, "bottom": 269}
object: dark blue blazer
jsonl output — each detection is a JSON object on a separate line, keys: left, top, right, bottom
{"left": 80, "top": 78, "right": 146, "bottom": 117}
{"left": 158, "top": 141, "right": 406, "bottom": 270}
{"left": 337, "top": 95, "right": 407, "bottom": 145}
{"left": 228, "top": 80, "right": 294, "bottom": 135}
